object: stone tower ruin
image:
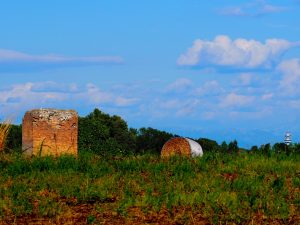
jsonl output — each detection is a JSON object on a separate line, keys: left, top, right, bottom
{"left": 22, "top": 109, "right": 78, "bottom": 156}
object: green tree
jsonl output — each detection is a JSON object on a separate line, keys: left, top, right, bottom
{"left": 263, "top": 143, "right": 271, "bottom": 157}
{"left": 250, "top": 145, "right": 258, "bottom": 154}
{"left": 273, "top": 143, "right": 286, "bottom": 154}
{"left": 292, "top": 143, "right": 300, "bottom": 154}
{"left": 196, "top": 138, "right": 220, "bottom": 153}
{"left": 220, "top": 141, "right": 228, "bottom": 153}
{"left": 135, "top": 127, "right": 174, "bottom": 154}
{"left": 228, "top": 140, "right": 239, "bottom": 154}
{"left": 78, "top": 108, "right": 135, "bottom": 155}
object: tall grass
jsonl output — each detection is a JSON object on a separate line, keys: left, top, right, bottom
{"left": 0, "top": 120, "right": 11, "bottom": 152}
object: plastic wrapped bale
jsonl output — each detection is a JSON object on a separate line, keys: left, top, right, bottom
{"left": 161, "top": 137, "right": 203, "bottom": 158}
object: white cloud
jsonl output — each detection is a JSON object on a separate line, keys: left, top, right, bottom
{"left": 85, "top": 83, "right": 113, "bottom": 104}
{"left": 115, "top": 97, "right": 139, "bottom": 107}
{"left": 175, "top": 100, "right": 199, "bottom": 117}
{"left": 165, "top": 78, "right": 192, "bottom": 92}
{"left": 160, "top": 99, "right": 182, "bottom": 109}
{"left": 194, "top": 80, "right": 223, "bottom": 96}
{"left": 0, "top": 82, "right": 69, "bottom": 104}
{"left": 80, "top": 83, "right": 139, "bottom": 106}
{"left": 157, "top": 98, "right": 201, "bottom": 117}
{"left": 228, "top": 108, "right": 272, "bottom": 119}
{"left": 261, "top": 93, "right": 273, "bottom": 100}
{"left": 288, "top": 100, "right": 300, "bottom": 109}
{"left": 221, "top": 7, "right": 244, "bottom": 16}
{"left": 0, "top": 49, "right": 123, "bottom": 72}
{"left": 0, "top": 82, "right": 138, "bottom": 119}
{"left": 278, "top": 58, "right": 300, "bottom": 95}
{"left": 0, "top": 49, "right": 123, "bottom": 63}
{"left": 220, "top": 0, "right": 287, "bottom": 17}
{"left": 232, "top": 73, "right": 253, "bottom": 86}
{"left": 220, "top": 93, "right": 255, "bottom": 108}
{"left": 177, "top": 35, "right": 296, "bottom": 69}
{"left": 30, "top": 81, "right": 79, "bottom": 93}
{"left": 202, "top": 111, "right": 216, "bottom": 120}
{"left": 0, "top": 82, "right": 71, "bottom": 119}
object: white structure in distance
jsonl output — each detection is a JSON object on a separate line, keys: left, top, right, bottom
{"left": 284, "top": 131, "right": 292, "bottom": 146}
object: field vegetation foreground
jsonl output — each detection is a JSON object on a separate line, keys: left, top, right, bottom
{"left": 0, "top": 152, "right": 299, "bottom": 224}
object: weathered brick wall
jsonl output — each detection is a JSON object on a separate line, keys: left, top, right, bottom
{"left": 22, "top": 109, "right": 78, "bottom": 156}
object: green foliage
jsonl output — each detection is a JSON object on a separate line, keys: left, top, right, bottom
{"left": 2, "top": 124, "right": 22, "bottom": 152}
{"left": 249, "top": 142, "right": 300, "bottom": 156}
{"left": 78, "top": 108, "right": 135, "bottom": 155}
{"left": 197, "top": 138, "right": 220, "bottom": 153}
{"left": 220, "top": 141, "right": 228, "bottom": 153}
{"left": 273, "top": 142, "right": 286, "bottom": 154}
{"left": 250, "top": 145, "right": 258, "bottom": 153}
{"left": 87, "top": 215, "right": 96, "bottom": 224}
{"left": 135, "top": 127, "right": 174, "bottom": 154}
{"left": 259, "top": 143, "right": 271, "bottom": 157}
{"left": 228, "top": 140, "right": 239, "bottom": 154}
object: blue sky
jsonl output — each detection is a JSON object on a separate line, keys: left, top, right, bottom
{"left": 1, "top": 0, "right": 300, "bottom": 147}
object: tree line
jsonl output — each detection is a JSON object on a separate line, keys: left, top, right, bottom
{"left": 3, "top": 108, "right": 300, "bottom": 155}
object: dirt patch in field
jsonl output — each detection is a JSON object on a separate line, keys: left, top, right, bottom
{"left": 2, "top": 202, "right": 299, "bottom": 225}
{"left": 1, "top": 200, "right": 210, "bottom": 225}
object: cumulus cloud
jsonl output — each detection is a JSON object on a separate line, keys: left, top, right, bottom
{"left": 220, "top": 0, "right": 287, "bottom": 17}
{"left": 220, "top": 93, "right": 255, "bottom": 108}
{"left": 0, "top": 49, "right": 123, "bottom": 72}
{"left": 278, "top": 58, "right": 300, "bottom": 95}
{"left": 177, "top": 35, "right": 298, "bottom": 69}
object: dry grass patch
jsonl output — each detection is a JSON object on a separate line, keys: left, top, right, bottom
{"left": 0, "top": 120, "right": 11, "bottom": 152}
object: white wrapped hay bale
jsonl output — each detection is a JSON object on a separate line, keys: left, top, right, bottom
{"left": 161, "top": 137, "right": 203, "bottom": 158}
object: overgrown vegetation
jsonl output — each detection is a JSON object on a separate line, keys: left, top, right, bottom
{"left": 0, "top": 152, "right": 299, "bottom": 224}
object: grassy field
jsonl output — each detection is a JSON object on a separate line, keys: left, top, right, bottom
{"left": 0, "top": 152, "right": 299, "bottom": 224}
